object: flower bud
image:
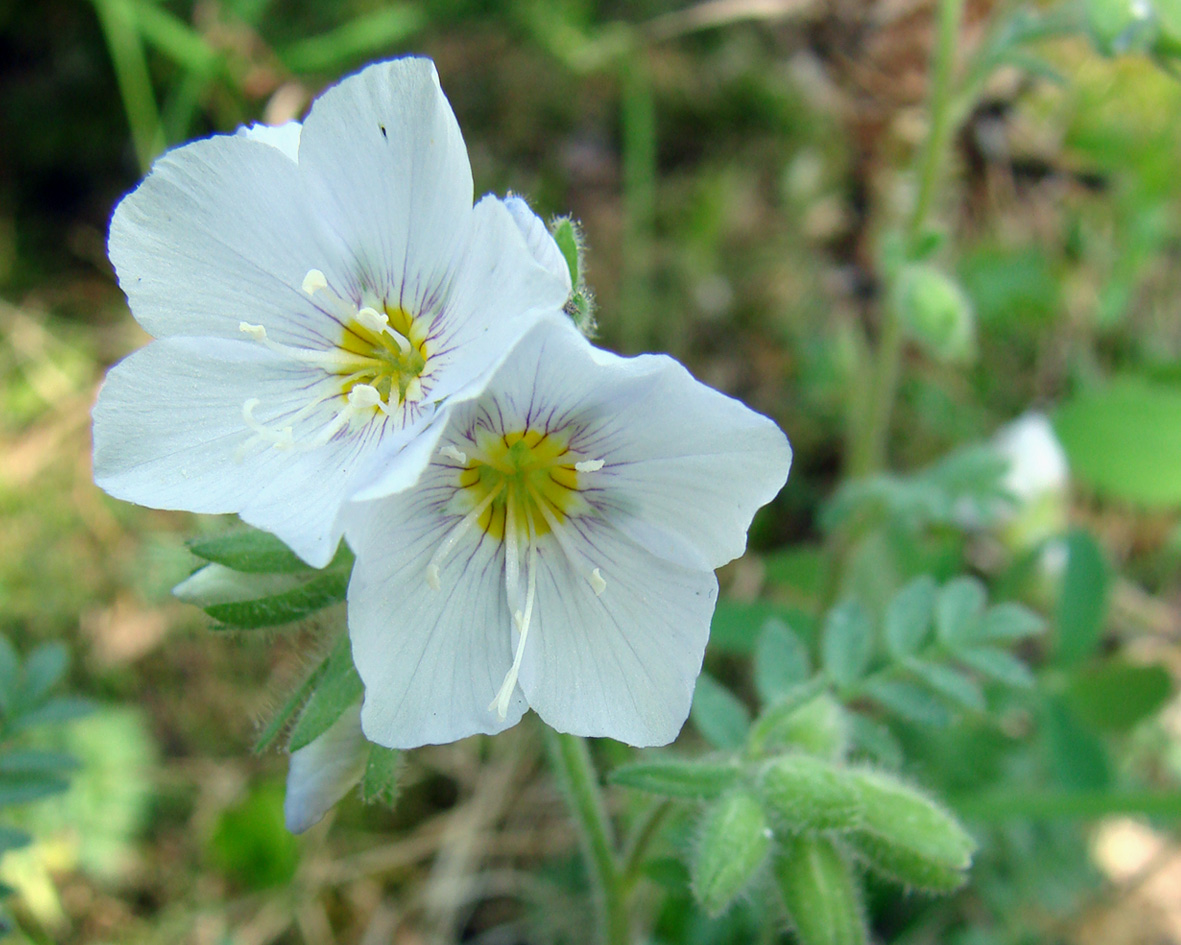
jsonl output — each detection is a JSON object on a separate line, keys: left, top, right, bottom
{"left": 893, "top": 263, "right": 975, "bottom": 364}
{"left": 284, "top": 703, "right": 367, "bottom": 833}
{"left": 844, "top": 768, "right": 975, "bottom": 892}
{"left": 755, "top": 694, "right": 849, "bottom": 761}
{"left": 773, "top": 834, "right": 866, "bottom": 945}
{"left": 691, "top": 791, "right": 771, "bottom": 916}
{"left": 993, "top": 411, "right": 1070, "bottom": 550}
{"left": 758, "top": 754, "right": 862, "bottom": 832}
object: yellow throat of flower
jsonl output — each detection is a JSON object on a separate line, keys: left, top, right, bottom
{"left": 457, "top": 428, "right": 584, "bottom": 540}
{"left": 336, "top": 304, "right": 430, "bottom": 410}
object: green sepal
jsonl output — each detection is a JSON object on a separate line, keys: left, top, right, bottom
{"left": 360, "top": 744, "right": 402, "bottom": 806}
{"left": 286, "top": 636, "right": 364, "bottom": 751}
{"left": 205, "top": 569, "right": 349, "bottom": 629}
{"left": 609, "top": 759, "right": 740, "bottom": 800}
{"left": 691, "top": 791, "right": 770, "bottom": 917}
{"left": 773, "top": 834, "right": 866, "bottom": 945}
{"left": 188, "top": 528, "right": 316, "bottom": 574}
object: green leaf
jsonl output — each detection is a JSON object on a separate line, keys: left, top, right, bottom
{"left": 609, "top": 759, "right": 740, "bottom": 800}
{"left": 286, "top": 636, "right": 363, "bottom": 752}
{"left": 754, "top": 618, "right": 811, "bottom": 703}
{"left": 692, "top": 791, "right": 770, "bottom": 917}
{"left": 752, "top": 694, "right": 848, "bottom": 761}
{"left": 906, "top": 660, "right": 985, "bottom": 712}
{"left": 934, "top": 577, "right": 987, "bottom": 649}
{"left": 0, "top": 774, "right": 71, "bottom": 805}
{"left": 21, "top": 643, "right": 69, "bottom": 705}
{"left": 0, "top": 635, "right": 17, "bottom": 715}
{"left": 847, "top": 715, "right": 903, "bottom": 768}
{"left": 980, "top": 602, "right": 1045, "bottom": 642}
{"left": 710, "top": 600, "right": 813, "bottom": 656}
{"left": 884, "top": 576, "right": 936, "bottom": 659}
{"left": 957, "top": 648, "right": 1035, "bottom": 689}
{"left": 204, "top": 569, "right": 349, "bottom": 629}
{"left": 11, "top": 696, "right": 97, "bottom": 732}
{"left": 1065, "top": 660, "right": 1172, "bottom": 732}
{"left": 360, "top": 745, "right": 402, "bottom": 806}
{"left": 1055, "top": 530, "right": 1110, "bottom": 665}
{"left": 860, "top": 678, "right": 951, "bottom": 726}
{"left": 1054, "top": 377, "right": 1181, "bottom": 507}
{"left": 822, "top": 600, "right": 874, "bottom": 688}
{"left": 690, "top": 675, "right": 751, "bottom": 750}
{"left": 0, "top": 750, "right": 79, "bottom": 774}
{"left": 188, "top": 528, "right": 313, "bottom": 574}
{"left": 1042, "top": 696, "right": 1111, "bottom": 790}
{"left": 0, "top": 826, "right": 31, "bottom": 855}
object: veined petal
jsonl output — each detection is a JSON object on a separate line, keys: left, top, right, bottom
{"left": 518, "top": 518, "right": 718, "bottom": 747}
{"left": 474, "top": 318, "right": 791, "bottom": 571}
{"left": 92, "top": 336, "right": 410, "bottom": 566}
{"left": 343, "top": 479, "right": 526, "bottom": 749}
{"left": 298, "top": 57, "right": 472, "bottom": 307}
{"left": 422, "top": 196, "right": 571, "bottom": 407}
{"left": 237, "top": 121, "right": 302, "bottom": 161}
{"left": 504, "top": 195, "right": 572, "bottom": 295}
{"left": 109, "top": 134, "right": 337, "bottom": 348}
{"left": 284, "top": 703, "right": 367, "bottom": 833}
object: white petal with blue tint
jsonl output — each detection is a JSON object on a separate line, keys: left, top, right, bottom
{"left": 344, "top": 317, "right": 791, "bottom": 748}
{"left": 95, "top": 57, "right": 568, "bottom": 565}
{"left": 284, "top": 704, "right": 367, "bottom": 834}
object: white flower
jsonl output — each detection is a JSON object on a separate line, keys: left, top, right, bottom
{"left": 994, "top": 412, "right": 1069, "bottom": 505}
{"left": 283, "top": 703, "right": 367, "bottom": 833}
{"left": 92, "top": 58, "right": 570, "bottom": 567}
{"left": 343, "top": 317, "right": 792, "bottom": 749}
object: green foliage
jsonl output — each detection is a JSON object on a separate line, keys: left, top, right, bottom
{"left": 208, "top": 783, "right": 300, "bottom": 889}
{"left": 609, "top": 760, "right": 740, "bottom": 800}
{"left": 691, "top": 674, "right": 751, "bottom": 750}
{"left": 1054, "top": 530, "right": 1111, "bottom": 665}
{"left": 360, "top": 745, "right": 402, "bottom": 806}
{"left": 1054, "top": 377, "right": 1181, "bottom": 507}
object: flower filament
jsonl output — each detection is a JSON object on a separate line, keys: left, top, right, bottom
{"left": 426, "top": 426, "right": 608, "bottom": 718}
{"left": 236, "top": 269, "right": 432, "bottom": 452}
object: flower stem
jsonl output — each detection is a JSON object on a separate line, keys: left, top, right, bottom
{"left": 546, "top": 730, "right": 630, "bottom": 945}
{"left": 848, "top": 0, "right": 964, "bottom": 478}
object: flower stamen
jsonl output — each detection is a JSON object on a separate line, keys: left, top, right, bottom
{"left": 425, "top": 483, "right": 504, "bottom": 590}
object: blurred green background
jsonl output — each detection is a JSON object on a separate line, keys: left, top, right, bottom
{"left": 2, "top": 0, "right": 1181, "bottom": 942}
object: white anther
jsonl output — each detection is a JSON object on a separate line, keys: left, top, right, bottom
{"left": 356, "top": 307, "right": 388, "bottom": 332}
{"left": 575, "top": 459, "right": 605, "bottom": 473}
{"left": 239, "top": 322, "right": 267, "bottom": 341}
{"left": 426, "top": 564, "right": 441, "bottom": 591}
{"left": 302, "top": 269, "right": 328, "bottom": 295}
{"left": 440, "top": 445, "right": 468, "bottom": 464}
{"left": 589, "top": 567, "right": 606, "bottom": 596}
{"left": 348, "top": 384, "right": 381, "bottom": 409}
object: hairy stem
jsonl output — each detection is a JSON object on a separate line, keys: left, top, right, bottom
{"left": 546, "top": 730, "right": 630, "bottom": 944}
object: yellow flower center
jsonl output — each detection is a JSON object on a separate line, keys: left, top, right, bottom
{"left": 457, "top": 428, "right": 584, "bottom": 541}
{"left": 335, "top": 305, "right": 430, "bottom": 410}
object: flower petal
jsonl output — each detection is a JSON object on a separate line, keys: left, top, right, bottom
{"left": 343, "top": 479, "right": 526, "bottom": 748}
{"left": 517, "top": 516, "right": 718, "bottom": 747}
{"left": 109, "top": 134, "right": 336, "bottom": 347}
{"left": 92, "top": 336, "right": 409, "bottom": 566}
{"left": 298, "top": 57, "right": 472, "bottom": 307}
{"left": 420, "top": 196, "right": 571, "bottom": 407}
{"left": 473, "top": 317, "right": 792, "bottom": 571}
{"left": 503, "top": 195, "right": 572, "bottom": 295}
{"left": 284, "top": 703, "right": 367, "bottom": 833}
{"left": 237, "top": 121, "right": 302, "bottom": 161}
